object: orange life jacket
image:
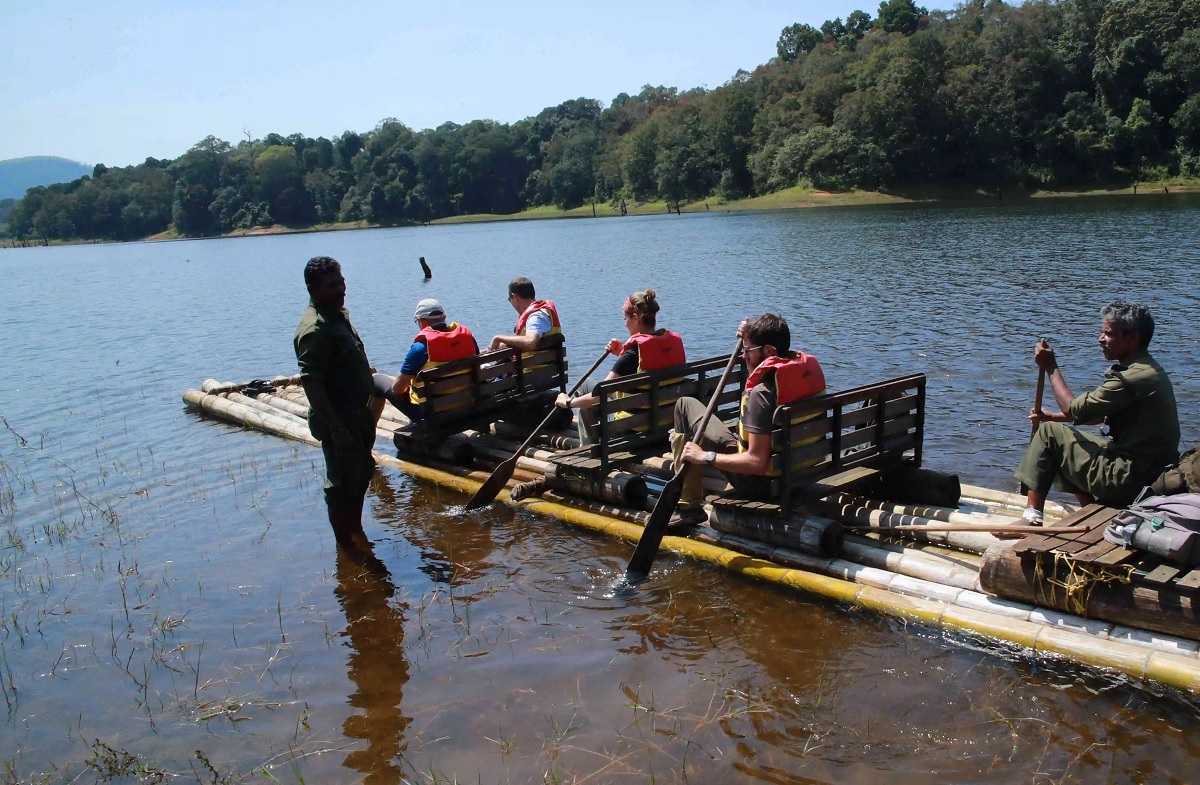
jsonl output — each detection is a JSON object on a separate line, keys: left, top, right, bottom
{"left": 514, "top": 300, "right": 562, "bottom": 340}
{"left": 410, "top": 322, "right": 476, "bottom": 405}
{"left": 744, "top": 353, "right": 826, "bottom": 405}
{"left": 738, "top": 353, "right": 827, "bottom": 463}
{"left": 419, "top": 322, "right": 476, "bottom": 364}
{"left": 624, "top": 329, "right": 686, "bottom": 372}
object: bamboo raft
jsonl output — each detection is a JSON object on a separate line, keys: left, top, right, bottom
{"left": 184, "top": 375, "right": 1200, "bottom": 694}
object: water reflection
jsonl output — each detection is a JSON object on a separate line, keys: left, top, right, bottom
{"left": 371, "top": 472, "right": 497, "bottom": 586}
{"left": 334, "top": 546, "right": 411, "bottom": 784}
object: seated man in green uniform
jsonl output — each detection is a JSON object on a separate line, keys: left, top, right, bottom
{"left": 294, "top": 256, "right": 378, "bottom": 550}
{"left": 1015, "top": 299, "right": 1180, "bottom": 525}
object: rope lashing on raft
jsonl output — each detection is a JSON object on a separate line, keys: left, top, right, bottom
{"left": 1033, "top": 551, "right": 1135, "bottom": 616}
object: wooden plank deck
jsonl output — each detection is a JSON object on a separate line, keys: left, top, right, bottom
{"left": 980, "top": 503, "right": 1200, "bottom": 641}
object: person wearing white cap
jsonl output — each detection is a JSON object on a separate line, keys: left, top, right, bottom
{"left": 373, "top": 298, "right": 478, "bottom": 424}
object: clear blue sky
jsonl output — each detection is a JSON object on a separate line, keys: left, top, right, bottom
{"left": 1, "top": 0, "right": 950, "bottom": 168}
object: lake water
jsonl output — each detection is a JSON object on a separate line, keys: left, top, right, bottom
{"left": 2, "top": 196, "right": 1199, "bottom": 784}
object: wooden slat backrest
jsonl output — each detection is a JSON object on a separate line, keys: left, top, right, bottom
{"left": 772, "top": 373, "right": 926, "bottom": 512}
{"left": 590, "top": 354, "right": 746, "bottom": 472}
{"left": 410, "top": 343, "right": 569, "bottom": 435}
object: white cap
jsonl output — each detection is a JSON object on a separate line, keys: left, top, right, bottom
{"left": 414, "top": 298, "right": 445, "bottom": 319}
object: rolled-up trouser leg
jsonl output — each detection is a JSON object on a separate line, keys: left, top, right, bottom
{"left": 575, "top": 378, "right": 601, "bottom": 445}
{"left": 673, "top": 397, "right": 741, "bottom": 505}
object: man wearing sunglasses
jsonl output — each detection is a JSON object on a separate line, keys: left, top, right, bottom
{"left": 672, "top": 313, "right": 826, "bottom": 517}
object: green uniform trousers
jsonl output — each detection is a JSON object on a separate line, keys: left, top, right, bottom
{"left": 1015, "top": 421, "right": 1146, "bottom": 507}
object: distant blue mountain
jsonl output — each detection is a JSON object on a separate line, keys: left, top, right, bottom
{"left": 0, "top": 156, "right": 92, "bottom": 200}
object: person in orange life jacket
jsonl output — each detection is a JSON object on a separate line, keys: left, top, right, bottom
{"left": 373, "top": 298, "right": 478, "bottom": 423}
{"left": 555, "top": 288, "right": 685, "bottom": 444}
{"left": 673, "top": 313, "right": 826, "bottom": 513}
{"left": 487, "top": 277, "right": 563, "bottom": 352}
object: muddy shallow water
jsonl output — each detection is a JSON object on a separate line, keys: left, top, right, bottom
{"left": 2, "top": 197, "right": 1200, "bottom": 783}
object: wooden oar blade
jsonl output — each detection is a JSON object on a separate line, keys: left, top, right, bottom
{"left": 625, "top": 468, "right": 686, "bottom": 580}
{"left": 464, "top": 455, "right": 518, "bottom": 510}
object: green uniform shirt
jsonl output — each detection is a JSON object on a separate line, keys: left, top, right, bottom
{"left": 294, "top": 301, "right": 376, "bottom": 436}
{"left": 1066, "top": 348, "right": 1180, "bottom": 473}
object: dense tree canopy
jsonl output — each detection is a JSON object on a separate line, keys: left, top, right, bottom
{"left": 6, "top": 0, "right": 1198, "bottom": 243}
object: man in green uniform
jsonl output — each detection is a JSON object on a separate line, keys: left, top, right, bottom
{"left": 1015, "top": 300, "right": 1180, "bottom": 524}
{"left": 294, "top": 256, "right": 378, "bottom": 549}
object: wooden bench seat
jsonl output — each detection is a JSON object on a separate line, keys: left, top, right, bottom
{"left": 551, "top": 353, "right": 747, "bottom": 475}
{"left": 399, "top": 341, "right": 568, "bottom": 441}
{"left": 711, "top": 373, "right": 927, "bottom": 515}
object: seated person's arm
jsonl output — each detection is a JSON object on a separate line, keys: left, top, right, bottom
{"left": 558, "top": 342, "right": 632, "bottom": 409}
{"left": 558, "top": 370, "right": 619, "bottom": 410}
{"left": 391, "top": 341, "right": 428, "bottom": 394}
{"left": 392, "top": 373, "right": 416, "bottom": 395}
{"left": 489, "top": 331, "right": 542, "bottom": 352}
{"left": 491, "top": 309, "right": 554, "bottom": 352}
{"left": 682, "top": 431, "right": 772, "bottom": 475}
{"left": 1067, "top": 375, "right": 1135, "bottom": 427}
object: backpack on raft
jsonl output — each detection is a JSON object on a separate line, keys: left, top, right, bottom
{"left": 1148, "top": 444, "right": 1200, "bottom": 496}
{"left": 1103, "top": 493, "right": 1200, "bottom": 567}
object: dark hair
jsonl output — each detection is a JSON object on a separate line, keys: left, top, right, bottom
{"left": 508, "top": 277, "right": 536, "bottom": 300}
{"left": 304, "top": 256, "right": 341, "bottom": 286}
{"left": 624, "top": 288, "right": 660, "bottom": 330}
{"left": 1101, "top": 299, "right": 1154, "bottom": 348}
{"left": 744, "top": 313, "right": 791, "bottom": 355}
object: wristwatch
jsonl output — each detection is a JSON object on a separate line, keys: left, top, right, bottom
{"left": 704, "top": 451, "right": 717, "bottom": 466}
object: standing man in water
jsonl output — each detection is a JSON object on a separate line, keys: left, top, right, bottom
{"left": 294, "top": 256, "right": 378, "bottom": 549}
{"left": 1014, "top": 300, "right": 1180, "bottom": 524}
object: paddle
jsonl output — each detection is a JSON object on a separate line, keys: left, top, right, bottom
{"left": 1030, "top": 362, "right": 1047, "bottom": 441}
{"left": 625, "top": 339, "right": 742, "bottom": 581}
{"left": 1019, "top": 342, "right": 1048, "bottom": 495}
{"left": 464, "top": 347, "right": 611, "bottom": 510}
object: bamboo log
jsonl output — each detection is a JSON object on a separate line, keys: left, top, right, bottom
{"left": 251, "top": 390, "right": 311, "bottom": 419}
{"left": 841, "top": 536, "right": 981, "bottom": 592}
{"left": 492, "top": 420, "right": 580, "bottom": 450}
{"left": 846, "top": 523, "right": 1090, "bottom": 534}
{"left": 980, "top": 542, "right": 1200, "bottom": 642}
{"left": 544, "top": 463, "right": 648, "bottom": 508}
{"left": 704, "top": 530, "right": 1114, "bottom": 639}
{"left": 960, "top": 483, "right": 1073, "bottom": 518}
{"left": 709, "top": 506, "right": 844, "bottom": 557}
{"left": 183, "top": 390, "right": 318, "bottom": 445}
{"left": 224, "top": 391, "right": 309, "bottom": 426}
{"left": 823, "top": 494, "right": 1016, "bottom": 527}
{"left": 821, "top": 503, "right": 999, "bottom": 554}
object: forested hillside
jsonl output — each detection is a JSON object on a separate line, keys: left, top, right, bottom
{"left": 0, "top": 157, "right": 91, "bottom": 200}
{"left": 6, "top": 0, "right": 1198, "bottom": 243}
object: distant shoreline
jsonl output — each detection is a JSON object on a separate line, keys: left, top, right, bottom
{"left": 5, "top": 180, "right": 1199, "bottom": 248}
